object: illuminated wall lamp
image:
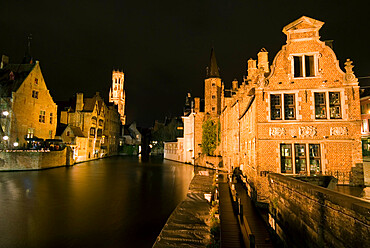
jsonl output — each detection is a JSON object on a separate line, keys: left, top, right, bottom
{"left": 2, "top": 111, "right": 9, "bottom": 116}
{"left": 13, "top": 142, "right": 19, "bottom": 147}
{"left": 3, "top": 136, "right": 9, "bottom": 141}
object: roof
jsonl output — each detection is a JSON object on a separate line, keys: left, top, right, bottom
{"left": 70, "top": 126, "right": 84, "bottom": 137}
{"left": 207, "top": 47, "right": 220, "bottom": 78}
{"left": 56, "top": 123, "right": 68, "bottom": 136}
{"left": 0, "top": 63, "right": 36, "bottom": 97}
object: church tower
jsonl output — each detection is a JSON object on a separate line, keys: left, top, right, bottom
{"left": 109, "top": 70, "right": 126, "bottom": 125}
{"left": 204, "top": 48, "right": 222, "bottom": 116}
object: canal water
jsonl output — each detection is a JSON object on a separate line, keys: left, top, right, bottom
{"left": 0, "top": 156, "right": 194, "bottom": 248}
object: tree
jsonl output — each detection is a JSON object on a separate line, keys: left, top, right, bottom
{"left": 201, "top": 118, "right": 220, "bottom": 156}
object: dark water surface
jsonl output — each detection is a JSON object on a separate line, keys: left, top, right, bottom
{"left": 0, "top": 156, "right": 194, "bottom": 248}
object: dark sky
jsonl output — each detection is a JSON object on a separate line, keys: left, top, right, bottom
{"left": 1, "top": 1, "right": 369, "bottom": 127}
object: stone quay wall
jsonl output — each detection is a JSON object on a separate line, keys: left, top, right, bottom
{"left": 268, "top": 173, "right": 370, "bottom": 248}
{"left": 0, "top": 147, "right": 73, "bottom": 171}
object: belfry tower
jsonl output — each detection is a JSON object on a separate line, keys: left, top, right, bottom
{"left": 109, "top": 70, "right": 126, "bottom": 125}
{"left": 204, "top": 48, "right": 222, "bottom": 116}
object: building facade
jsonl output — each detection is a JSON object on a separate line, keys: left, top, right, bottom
{"left": 60, "top": 92, "right": 120, "bottom": 161}
{"left": 221, "top": 16, "right": 363, "bottom": 203}
{"left": 0, "top": 57, "right": 57, "bottom": 149}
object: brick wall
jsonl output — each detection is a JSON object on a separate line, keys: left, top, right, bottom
{"left": 0, "top": 147, "right": 72, "bottom": 171}
{"left": 268, "top": 173, "right": 370, "bottom": 248}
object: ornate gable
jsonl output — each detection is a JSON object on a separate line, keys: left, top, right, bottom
{"left": 283, "top": 16, "right": 324, "bottom": 42}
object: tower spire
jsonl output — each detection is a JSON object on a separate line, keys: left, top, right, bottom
{"left": 207, "top": 47, "right": 220, "bottom": 78}
{"left": 22, "top": 34, "right": 33, "bottom": 64}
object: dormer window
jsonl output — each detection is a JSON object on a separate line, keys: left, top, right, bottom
{"left": 293, "top": 55, "right": 316, "bottom": 78}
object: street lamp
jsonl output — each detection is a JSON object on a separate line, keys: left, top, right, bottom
{"left": 2, "top": 111, "right": 9, "bottom": 116}
{"left": 3, "top": 136, "right": 9, "bottom": 141}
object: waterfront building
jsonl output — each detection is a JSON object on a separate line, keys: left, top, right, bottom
{"left": 60, "top": 92, "right": 119, "bottom": 161}
{"left": 109, "top": 70, "right": 126, "bottom": 125}
{"left": 221, "top": 16, "right": 363, "bottom": 203}
{"left": 0, "top": 55, "right": 57, "bottom": 149}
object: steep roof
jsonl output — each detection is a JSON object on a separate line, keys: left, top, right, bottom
{"left": 0, "top": 63, "right": 36, "bottom": 97}
{"left": 207, "top": 47, "right": 220, "bottom": 78}
{"left": 70, "top": 126, "right": 84, "bottom": 137}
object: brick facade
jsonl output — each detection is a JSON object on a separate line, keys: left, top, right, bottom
{"left": 221, "top": 16, "right": 363, "bottom": 203}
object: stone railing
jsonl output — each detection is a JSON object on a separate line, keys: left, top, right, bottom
{"left": 268, "top": 173, "right": 370, "bottom": 248}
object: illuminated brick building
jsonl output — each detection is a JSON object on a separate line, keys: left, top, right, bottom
{"left": 221, "top": 16, "right": 363, "bottom": 203}
{"left": 0, "top": 56, "right": 57, "bottom": 148}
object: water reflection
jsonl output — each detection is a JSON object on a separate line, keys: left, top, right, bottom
{"left": 0, "top": 156, "right": 194, "bottom": 248}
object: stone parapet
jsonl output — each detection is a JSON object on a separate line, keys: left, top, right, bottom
{"left": 268, "top": 173, "right": 370, "bottom": 248}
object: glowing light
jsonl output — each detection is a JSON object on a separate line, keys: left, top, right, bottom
{"left": 2, "top": 111, "right": 9, "bottom": 116}
{"left": 3, "top": 136, "right": 9, "bottom": 141}
{"left": 13, "top": 142, "right": 19, "bottom": 147}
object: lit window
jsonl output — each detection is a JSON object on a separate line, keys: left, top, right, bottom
{"left": 309, "top": 144, "right": 321, "bottom": 175}
{"left": 271, "top": 94, "right": 296, "bottom": 120}
{"left": 295, "top": 144, "right": 307, "bottom": 174}
{"left": 284, "top": 94, "right": 295, "bottom": 120}
{"left": 329, "top": 92, "right": 341, "bottom": 119}
{"left": 314, "top": 92, "right": 326, "bottom": 119}
{"left": 280, "top": 144, "right": 292, "bottom": 173}
{"left": 314, "top": 92, "right": 341, "bottom": 119}
{"left": 90, "top": 127, "right": 95, "bottom": 137}
{"left": 32, "top": 90, "right": 38, "bottom": 99}
{"left": 293, "top": 55, "right": 315, "bottom": 78}
{"left": 280, "top": 143, "right": 321, "bottom": 175}
{"left": 271, "top": 94, "right": 281, "bottom": 120}
{"left": 39, "top": 111, "right": 45, "bottom": 123}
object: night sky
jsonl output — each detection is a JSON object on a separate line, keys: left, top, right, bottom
{"left": 1, "top": 1, "right": 369, "bottom": 127}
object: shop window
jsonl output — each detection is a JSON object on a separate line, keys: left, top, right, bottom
{"left": 293, "top": 55, "right": 315, "bottom": 78}
{"left": 309, "top": 144, "right": 321, "bottom": 175}
{"left": 280, "top": 144, "right": 292, "bottom": 173}
{"left": 329, "top": 92, "right": 341, "bottom": 119}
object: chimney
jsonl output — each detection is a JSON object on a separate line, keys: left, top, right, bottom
{"left": 194, "top": 97, "right": 200, "bottom": 113}
{"left": 232, "top": 79, "right": 238, "bottom": 91}
{"left": 257, "top": 48, "right": 269, "bottom": 73}
{"left": 1, "top": 55, "right": 9, "bottom": 69}
{"left": 247, "top": 58, "right": 257, "bottom": 79}
{"left": 76, "top": 93, "right": 84, "bottom": 111}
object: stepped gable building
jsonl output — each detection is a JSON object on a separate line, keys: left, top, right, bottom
{"left": 221, "top": 16, "right": 363, "bottom": 203}
{"left": 109, "top": 70, "right": 126, "bottom": 125}
{"left": 59, "top": 92, "right": 120, "bottom": 162}
{"left": 0, "top": 55, "right": 57, "bottom": 148}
